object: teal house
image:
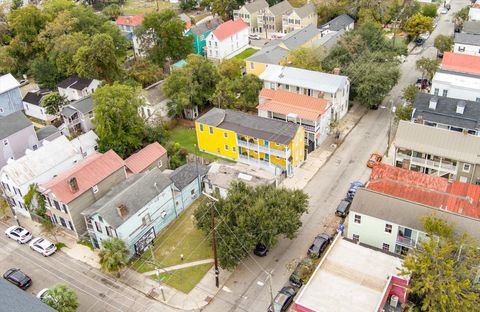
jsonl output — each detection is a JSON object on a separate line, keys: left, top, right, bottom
{"left": 186, "top": 18, "right": 220, "bottom": 56}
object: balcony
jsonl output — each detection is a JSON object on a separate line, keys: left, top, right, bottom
{"left": 396, "top": 235, "right": 415, "bottom": 248}
{"left": 396, "top": 153, "right": 457, "bottom": 173}
{"left": 239, "top": 154, "right": 273, "bottom": 169}
{"left": 237, "top": 139, "right": 290, "bottom": 158}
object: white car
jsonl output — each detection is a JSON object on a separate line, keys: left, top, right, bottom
{"left": 440, "top": 7, "right": 449, "bottom": 14}
{"left": 5, "top": 226, "right": 32, "bottom": 244}
{"left": 29, "top": 237, "right": 57, "bottom": 256}
{"left": 36, "top": 288, "right": 50, "bottom": 301}
{"left": 249, "top": 34, "right": 260, "bottom": 40}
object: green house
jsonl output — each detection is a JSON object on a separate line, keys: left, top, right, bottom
{"left": 186, "top": 18, "right": 220, "bottom": 56}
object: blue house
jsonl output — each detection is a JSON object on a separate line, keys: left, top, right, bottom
{"left": 185, "top": 18, "right": 220, "bottom": 56}
{"left": 0, "top": 74, "right": 23, "bottom": 117}
{"left": 82, "top": 164, "right": 207, "bottom": 257}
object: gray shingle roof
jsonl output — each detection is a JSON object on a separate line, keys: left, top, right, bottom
{"left": 169, "top": 163, "right": 208, "bottom": 189}
{"left": 462, "top": 21, "right": 480, "bottom": 35}
{"left": 0, "top": 111, "right": 32, "bottom": 140}
{"left": 57, "top": 75, "right": 94, "bottom": 90}
{"left": 281, "top": 24, "right": 320, "bottom": 50}
{"left": 83, "top": 168, "right": 173, "bottom": 228}
{"left": 36, "top": 125, "right": 60, "bottom": 141}
{"left": 190, "top": 18, "right": 220, "bottom": 36}
{"left": 412, "top": 93, "right": 480, "bottom": 130}
{"left": 243, "top": 0, "right": 269, "bottom": 13}
{"left": 290, "top": 2, "right": 315, "bottom": 19}
{"left": 351, "top": 188, "right": 480, "bottom": 240}
{"left": 61, "top": 106, "right": 77, "bottom": 118}
{"left": 70, "top": 96, "right": 93, "bottom": 114}
{"left": 246, "top": 45, "right": 289, "bottom": 64}
{"left": 454, "top": 32, "right": 480, "bottom": 46}
{"left": 320, "top": 14, "right": 354, "bottom": 31}
{"left": 269, "top": 1, "right": 293, "bottom": 16}
{"left": 0, "top": 279, "right": 56, "bottom": 312}
{"left": 197, "top": 108, "right": 300, "bottom": 145}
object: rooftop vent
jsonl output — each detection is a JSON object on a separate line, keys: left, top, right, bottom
{"left": 117, "top": 204, "right": 128, "bottom": 219}
{"left": 428, "top": 97, "right": 438, "bottom": 110}
{"left": 456, "top": 100, "right": 466, "bottom": 114}
{"left": 67, "top": 177, "right": 79, "bottom": 193}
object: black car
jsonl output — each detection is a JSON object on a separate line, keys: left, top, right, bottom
{"left": 268, "top": 286, "right": 296, "bottom": 312}
{"left": 415, "top": 38, "right": 425, "bottom": 46}
{"left": 307, "top": 233, "right": 332, "bottom": 258}
{"left": 289, "top": 257, "right": 314, "bottom": 288}
{"left": 335, "top": 199, "right": 351, "bottom": 217}
{"left": 254, "top": 243, "right": 268, "bottom": 257}
{"left": 3, "top": 268, "right": 32, "bottom": 290}
{"left": 347, "top": 181, "right": 363, "bottom": 200}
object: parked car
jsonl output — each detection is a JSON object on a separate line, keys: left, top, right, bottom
{"left": 419, "top": 31, "right": 430, "bottom": 40}
{"left": 335, "top": 199, "right": 352, "bottom": 217}
{"left": 36, "top": 288, "right": 50, "bottom": 301}
{"left": 307, "top": 233, "right": 332, "bottom": 258}
{"left": 367, "top": 153, "right": 382, "bottom": 168}
{"left": 254, "top": 243, "right": 268, "bottom": 257}
{"left": 440, "top": 7, "right": 448, "bottom": 14}
{"left": 249, "top": 34, "right": 260, "bottom": 40}
{"left": 347, "top": 181, "right": 364, "bottom": 200}
{"left": 29, "top": 237, "right": 57, "bottom": 256}
{"left": 18, "top": 79, "right": 28, "bottom": 86}
{"left": 415, "top": 38, "right": 425, "bottom": 46}
{"left": 415, "top": 78, "right": 431, "bottom": 90}
{"left": 5, "top": 226, "right": 32, "bottom": 244}
{"left": 289, "top": 257, "right": 314, "bottom": 288}
{"left": 3, "top": 268, "right": 32, "bottom": 290}
{"left": 268, "top": 286, "right": 297, "bottom": 312}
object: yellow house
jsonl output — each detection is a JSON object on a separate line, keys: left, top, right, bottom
{"left": 196, "top": 108, "right": 304, "bottom": 176}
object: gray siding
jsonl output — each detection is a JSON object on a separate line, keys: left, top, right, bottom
{"left": 0, "top": 125, "right": 39, "bottom": 168}
{"left": 0, "top": 88, "right": 23, "bottom": 117}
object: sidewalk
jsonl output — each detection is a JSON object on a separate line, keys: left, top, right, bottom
{"left": 142, "top": 259, "right": 214, "bottom": 276}
{"left": 281, "top": 104, "right": 368, "bottom": 190}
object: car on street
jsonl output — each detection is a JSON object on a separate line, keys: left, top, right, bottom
{"left": 307, "top": 233, "right": 332, "bottom": 258}
{"left": 367, "top": 153, "right": 382, "bottom": 168}
{"left": 415, "top": 37, "right": 425, "bottom": 46}
{"left": 268, "top": 286, "right": 297, "bottom": 312}
{"left": 347, "top": 181, "right": 363, "bottom": 200}
{"left": 36, "top": 288, "right": 50, "bottom": 301}
{"left": 29, "top": 237, "right": 57, "bottom": 256}
{"left": 3, "top": 268, "right": 32, "bottom": 290}
{"left": 5, "top": 226, "right": 32, "bottom": 244}
{"left": 249, "top": 34, "right": 260, "bottom": 40}
{"left": 254, "top": 243, "right": 268, "bottom": 257}
{"left": 415, "top": 78, "right": 431, "bottom": 90}
{"left": 440, "top": 6, "right": 449, "bottom": 14}
{"left": 335, "top": 199, "right": 352, "bottom": 217}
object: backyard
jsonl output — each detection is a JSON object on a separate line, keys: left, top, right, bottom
{"left": 122, "top": 0, "right": 172, "bottom": 15}
{"left": 169, "top": 127, "right": 223, "bottom": 161}
{"left": 131, "top": 199, "right": 213, "bottom": 293}
{"left": 234, "top": 48, "right": 258, "bottom": 61}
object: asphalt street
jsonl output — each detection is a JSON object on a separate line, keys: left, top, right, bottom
{"left": 203, "top": 1, "right": 469, "bottom": 311}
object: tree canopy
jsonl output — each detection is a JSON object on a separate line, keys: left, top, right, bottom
{"left": 434, "top": 34, "right": 453, "bottom": 54}
{"left": 416, "top": 57, "right": 438, "bottom": 80}
{"left": 404, "top": 13, "right": 433, "bottom": 39}
{"left": 280, "top": 46, "right": 324, "bottom": 72}
{"left": 401, "top": 216, "right": 480, "bottom": 311}
{"left": 42, "top": 92, "right": 66, "bottom": 115}
{"left": 42, "top": 284, "right": 80, "bottom": 312}
{"left": 98, "top": 237, "right": 129, "bottom": 277}
{"left": 194, "top": 182, "right": 309, "bottom": 270}
{"left": 127, "top": 59, "right": 164, "bottom": 87}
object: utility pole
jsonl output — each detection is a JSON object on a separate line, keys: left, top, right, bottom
{"left": 267, "top": 271, "right": 275, "bottom": 310}
{"left": 149, "top": 245, "right": 166, "bottom": 301}
{"left": 203, "top": 192, "right": 220, "bottom": 288}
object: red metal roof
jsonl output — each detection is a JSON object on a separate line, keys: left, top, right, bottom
{"left": 41, "top": 150, "right": 125, "bottom": 204}
{"left": 441, "top": 52, "right": 480, "bottom": 75}
{"left": 257, "top": 89, "right": 329, "bottom": 121}
{"left": 367, "top": 164, "right": 480, "bottom": 219}
{"left": 125, "top": 142, "right": 167, "bottom": 174}
{"left": 212, "top": 19, "right": 248, "bottom": 41}
{"left": 116, "top": 15, "right": 144, "bottom": 27}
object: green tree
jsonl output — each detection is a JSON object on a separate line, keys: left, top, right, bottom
{"left": 42, "top": 284, "right": 79, "bottom": 312}
{"left": 395, "top": 104, "right": 413, "bottom": 121}
{"left": 166, "top": 142, "right": 188, "bottom": 169}
{"left": 30, "top": 57, "right": 61, "bottom": 89}
{"left": 128, "top": 59, "right": 164, "bottom": 87}
{"left": 404, "top": 13, "right": 433, "bottom": 39}
{"left": 136, "top": 9, "right": 193, "bottom": 65}
{"left": 23, "top": 184, "right": 46, "bottom": 218}
{"left": 98, "top": 238, "right": 129, "bottom": 277}
{"left": 416, "top": 57, "right": 438, "bottom": 80}
{"left": 49, "top": 32, "right": 90, "bottom": 76}
{"left": 402, "top": 84, "right": 418, "bottom": 105}
{"left": 194, "top": 182, "right": 309, "bottom": 270}
{"left": 180, "top": 0, "right": 197, "bottom": 10}
{"left": 210, "top": 0, "right": 239, "bottom": 20}
{"left": 37, "top": 11, "right": 78, "bottom": 52}
{"left": 102, "top": 4, "right": 122, "bottom": 20}
{"left": 280, "top": 46, "right": 324, "bottom": 72}
{"left": 74, "top": 33, "right": 122, "bottom": 83}
{"left": 93, "top": 83, "right": 145, "bottom": 158}
{"left": 42, "top": 92, "right": 66, "bottom": 115}
{"left": 434, "top": 34, "right": 453, "bottom": 55}
{"left": 454, "top": 6, "right": 469, "bottom": 28}
{"left": 421, "top": 3, "right": 437, "bottom": 18}
{"left": 401, "top": 216, "right": 480, "bottom": 311}
{"left": 98, "top": 21, "right": 130, "bottom": 59}
{"left": 43, "top": 0, "right": 76, "bottom": 19}
{"left": 11, "top": 0, "right": 23, "bottom": 10}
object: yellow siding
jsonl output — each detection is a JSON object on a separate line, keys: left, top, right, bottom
{"left": 271, "top": 155, "right": 286, "bottom": 167}
{"left": 195, "top": 122, "right": 238, "bottom": 160}
{"left": 246, "top": 61, "right": 268, "bottom": 76}
{"left": 291, "top": 126, "right": 305, "bottom": 166}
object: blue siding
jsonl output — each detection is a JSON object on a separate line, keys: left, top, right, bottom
{"left": 0, "top": 88, "right": 23, "bottom": 117}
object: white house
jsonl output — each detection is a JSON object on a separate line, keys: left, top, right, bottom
{"left": 57, "top": 76, "right": 100, "bottom": 102}
{"left": 139, "top": 80, "right": 170, "bottom": 122}
{"left": 60, "top": 96, "right": 95, "bottom": 136}
{"left": 259, "top": 64, "right": 350, "bottom": 121}
{"left": 454, "top": 33, "right": 480, "bottom": 56}
{"left": 233, "top": 0, "right": 269, "bottom": 34}
{"left": 22, "top": 90, "right": 56, "bottom": 123}
{"left": 469, "top": 6, "right": 480, "bottom": 21}
{"left": 206, "top": 19, "right": 249, "bottom": 60}
{"left": 0, "top": 134, "right": 97, "bottom": 218}
{"left": 430, "top": 70, "right": 480, "bottom": 101}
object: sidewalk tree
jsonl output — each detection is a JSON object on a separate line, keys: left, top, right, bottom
{"left": 93, "top": 83, "right": 145, "bottom": 158}
{"left": 42, "top": 92, "right": 66, "bottom": 115}
{"left": 416, "top": 57, "right": 438, "bottom": 80}
{"left": 401, "top": 216, "right": 480, "bottom": 311}
{"left": 98, "top": 237, "right": 129, "bottom": 277}
{"left": 43, "top": 284, "right": 79, "bottom": 312}
{"left": 404, "top": 13, "right": 433, "bottom": 39}
{"left": 434, "top": 34, "right": 453, "bottom": 55}
{"left": 135, "top": 9, "right": 193, "bottom": 66}
{"left": 402, "top": 84, "right": 418, "bottom": 105}
{"left": 420, "top": 3, "right": 437, "bottom": 18}
{"left": 454, "top": 6, "right": 469, "bottom": 27}
{"left": 194, "top": 182, "right": 308, "bottom": 270}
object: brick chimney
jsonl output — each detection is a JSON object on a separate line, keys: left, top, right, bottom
{"left": 117, "top": 204, "right": 128, "bottom": 219}
{"left": 67, "top": 177, "right": 79, "bottom": 193}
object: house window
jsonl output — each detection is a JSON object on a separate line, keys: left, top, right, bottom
{"left": 250, "top": 62, "right": 254, "bottom": 69}
{"left": 46, "top": 197, "right": 52, "bottom": 207}
{"left": 200, "top": 124, "right": 204, "bottom": 132}
{"left": 62, "top": 204, "right": 68, "bottom": 213}
{"left": 209, "top": 126, "right": 214, "bottom": 134}
{"left": 458, "top": 46, "right": 465, "bottom": 52}
{"left": 106, "top": 226, "right": 113, "bottom": 237}
{"left": 53, "top": 200, "right": 61, "bottom": 211}
{"left": 224, "top": 132, "right": 228, "bottom": 138}
{"left": 463, "top": 163, "right": 471, "bottom": 173}
{"left": 92, "top": 185, "right": 99, "bottom": 193}
{"left": 3, "top": 139, "right": 8, "bottom": 146}
{"left": 385, "top": 224, "right": 392, "bottom": 234}
{"left": 224, "top": 144, "right": 229, "bottom": 151}
{"left": 158, "top": 160, "right": 163, "bottom": 168}
{"left": 434, "top": 88, "right": 439, "bottom": 95}
{"left": 232, "top": 146, "right": 236, "bottom": 153}
{"left": 352, "top": 234, "right": 359, "bottom": 242}
{"left": 95, "top": 221, "right": 102, "bottom": 233}
{"left": 382, "top": 243, "right": 390, "bottom": 251}
{"left": 442, "top": 90, "right": 448, "bottom": 97}
{"left": 68, "top": 221, "right": 74, "bottom": 231}
{"left": 59, "top": 217, "right": 67, "bottom": 228}
{"left": 354, "top": 214, "right": 361, "bottom": 224}
{"left": 142, "top": 213, "right": 151, "bottom": 226}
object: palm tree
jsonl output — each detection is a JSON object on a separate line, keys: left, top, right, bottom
{"left": 98, "top": 237, "right": 129, "bottom": 277}
{"left": 42, "top": 284, "right": 79, "bottom": 312}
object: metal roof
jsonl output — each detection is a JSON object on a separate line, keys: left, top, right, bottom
{"left": 394, "top": 120, "right": 480, "bottom": 164}
{"left": 246, "top": 45, "right": 289, "bottom": 64}
{"left": 70, "top": 96, "right": 93, "bottom": 114}
{"left": 462, "top": 21, "right": 480, "bottom": 35}
{"left": 0, "top": 73, "right": 19, "bottom": 94}
{"left": 320, "top": 14, "right": 354, "bottom": 31}
{"left": 454, "top": 32, "right": 480, "bottom": 45}
{"left": 0, "top": 279, "right": 56, "bottom": 312}
{"left": 36, "top": 125, "right": 60, "bottom": 141}
{"left": 169, "top": 163, "right": 208, "bottom": 189}
{"left": 0, "top": 111, "right": 32, "bottom": 140}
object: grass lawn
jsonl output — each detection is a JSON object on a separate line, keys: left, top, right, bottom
{"left": 234, "top": 48, "right": 258, "bottom": 61}
{"left": 122, "top": 0, "right": 171, "bottom": 15}
{"left": 169, "top": 127, "right": 225, "bottom": 161}
{"left": 131, "top": 199, "right": 212, "bottom": 273}
{"left": 151, "top": 263, "right": 213, "bottom": 293}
